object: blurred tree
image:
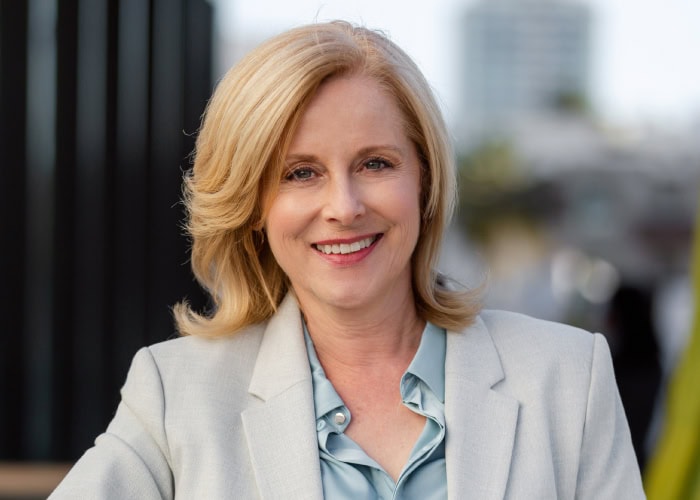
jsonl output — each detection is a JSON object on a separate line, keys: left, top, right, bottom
{"left": 645, "top": 193, "right": 700, "bottom": 498}
{"left": 551, "top": 90, "right": 589, "bottom": 115}
{"left": 457, "top": 140, "right": 562, "bottom": 244}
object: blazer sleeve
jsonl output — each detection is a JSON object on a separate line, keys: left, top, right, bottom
{"left": 49, "top": 347, "right": 174, "bottom": 500}
{"left": 575, "top": 333, "right": 646, "bottom": 499}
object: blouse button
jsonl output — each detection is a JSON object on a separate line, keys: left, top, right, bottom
{"left": 333, "top": 412, "right": 346, "bottom": 425}
{"left": 316, "top": 420, "right": 326, "bottom": 431}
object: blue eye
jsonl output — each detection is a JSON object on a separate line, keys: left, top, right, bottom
{"left": 365, "top": 158, "right": 391, "bottom": 170}
{"left": 285, "top": 167, "right": 315, "bottom": 181}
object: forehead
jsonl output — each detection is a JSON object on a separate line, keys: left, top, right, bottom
{"left": 287, "top": 75, "right": 410, "bottom": 154}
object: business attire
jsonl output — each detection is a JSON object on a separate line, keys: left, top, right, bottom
{"left": 51, "top": 293, "right": 645, "bottom": 499}
{"left": 305, "top": 321, "right": 448, "bottom": 498}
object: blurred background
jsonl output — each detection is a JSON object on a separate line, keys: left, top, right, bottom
{"left": 1, "top": 0, "right": 699, "bottom": 497}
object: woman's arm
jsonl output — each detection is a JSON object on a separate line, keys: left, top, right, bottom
{"left": 49, "top": 347, "right": 173, "bottom": 499}
{"left": 575, "top": 333, "right": 646, "bottom": 499}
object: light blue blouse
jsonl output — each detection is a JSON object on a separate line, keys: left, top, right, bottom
{"left": 304, "top": 322, "right": 448, "bottom": 499}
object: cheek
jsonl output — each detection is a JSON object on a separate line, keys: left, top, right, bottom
{"left": 390, "top": 178, "right": 422, "bottom": 226}
{"left": 401, "top": 182, "right": 423, "bottom": 251}
{"left": 264, "top": 196, "right": 309, "bottom": 253}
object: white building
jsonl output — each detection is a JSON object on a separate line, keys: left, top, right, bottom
{"left": 459, "top": 0, "right": 592, "bottom": 146}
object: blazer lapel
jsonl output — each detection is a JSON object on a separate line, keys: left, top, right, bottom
{"left": 241, "top": 294, "right": 324, "bottom": 500}
{"left": 445, "top": 316, "right": 520, "bottom": 500}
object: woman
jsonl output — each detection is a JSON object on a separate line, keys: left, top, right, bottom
{"left": 52, "top": 21, "right": 644, "bottom": 499}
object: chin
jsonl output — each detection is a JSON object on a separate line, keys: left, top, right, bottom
{"left": 318, "top": 289, "right": 369, "bottom": 310}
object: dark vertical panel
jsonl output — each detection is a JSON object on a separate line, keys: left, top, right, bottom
{"left": 148, "top": 0, "right": 187, "bottom": 345}
{"left": 0, "top": 0, "right": 28, "bottom": 459}
{"left": 180, "top": 0, "right": 212, "bottom": 318}
{"left": 0, "top": 0, "right": 212, "bottom": 460}
{"left": 23, "top": 0, "right": 58, "bottom": 459}
{"left": 70, "top": 0, "right": 109, "bottom": 455}
{"left": 184, "top": 0, "right": 213, "bottom": 133}
{"left": 112, "top": 0, "right": 151, "bottom": 386}
{"left": 102, "top": 0, "right": 121, "bottom": 411}
{"left": 51, "top": 0, "right": 79, "bottom": 459}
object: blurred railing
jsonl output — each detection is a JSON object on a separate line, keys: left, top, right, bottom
{"left": 0, "top": 463, "right": 71, "bottom": 499}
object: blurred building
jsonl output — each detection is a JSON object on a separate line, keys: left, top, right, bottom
{"left": 459, "top": 0, "right": 592, "bottom": 146}
{"left": 454, "top": 0, "right": 699, "bottom": 469}
{"left": 455, "top": 0, "right": 699, "bottom": 311}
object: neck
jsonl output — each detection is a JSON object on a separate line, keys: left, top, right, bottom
{"left": 299, "top": 289, "right": 425, "bottom": 373}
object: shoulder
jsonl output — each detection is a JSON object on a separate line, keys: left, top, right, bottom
{"left": 477, "top": 309, "right": 597, "bottom": 361}
{"left": 126, "top": 323, "right": 267, "bottom": 403}
{"left": 147, "top": 323, "right": 266, "bottom": 368}
{"left": 447, "top": 311, "right": 643, "bottom": 496}
{"left": 469, "top": 309, "right": 609, "bottom": 399}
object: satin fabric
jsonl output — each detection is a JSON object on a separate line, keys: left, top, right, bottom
{"left": 305, "top": 322, "right": 447, "bottom": 499}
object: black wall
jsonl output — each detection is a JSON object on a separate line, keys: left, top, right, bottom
{"left": 0, "top": 0, "right": 212, "bottom": 460}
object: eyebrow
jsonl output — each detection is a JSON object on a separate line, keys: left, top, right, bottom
{"left": 285, "top": 145, "right": 406, "bottom": 163}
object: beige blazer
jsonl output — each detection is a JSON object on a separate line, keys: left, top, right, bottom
{"left": 51, "top": 293, "right": 645, "bottom": 499}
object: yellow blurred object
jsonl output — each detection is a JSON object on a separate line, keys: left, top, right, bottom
{"left": 645, "top": 200, "right": 700, "bottom": 500}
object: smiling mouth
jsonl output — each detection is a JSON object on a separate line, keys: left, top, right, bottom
{"left": 313, "top": 235, "right": 380, "bottom": 255}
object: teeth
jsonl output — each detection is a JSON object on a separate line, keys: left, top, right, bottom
{"left": 316, "top": 236, "right": 376, "bottom": 255}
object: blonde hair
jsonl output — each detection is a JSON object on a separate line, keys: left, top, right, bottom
{"left": 175, "top": 21, "right": 480, "bottom": 337}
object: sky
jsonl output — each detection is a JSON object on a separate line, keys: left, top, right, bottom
{"left": 213, "top": 0, "right": 700, "bottom": 129}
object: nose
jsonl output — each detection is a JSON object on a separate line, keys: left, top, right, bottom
{"left": 322, "top": 175, "right": 365, "bottom": 225}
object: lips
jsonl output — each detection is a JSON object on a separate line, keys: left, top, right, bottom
{"left": 313, "top": 235, "right": 379, "bottom": 255}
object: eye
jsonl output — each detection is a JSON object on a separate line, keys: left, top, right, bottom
{"left": 284, "top": 166, "right": 316, "bottom": 182}
{"left": 364, "top": 158, "right": 393, "bottom": 170}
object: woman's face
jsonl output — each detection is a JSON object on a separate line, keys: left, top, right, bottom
{"left": 265, "top": 75, "right": 422, "bottom": 315}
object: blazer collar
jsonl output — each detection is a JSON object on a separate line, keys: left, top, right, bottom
{"left": 247, "top": 292, "right": 311, "bottom": 400}
{"left": 243, "top": 295, "right": 519, "bottom": 500}
{"left": 445, "top": 316, "right": 520, "bottom": 499}
{"left": 242, "top": 292, "right": 324, "bottom": 500}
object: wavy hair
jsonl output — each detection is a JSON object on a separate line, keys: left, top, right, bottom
{"left": 174, "top": 21, "right": 480, "bottom": 337}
